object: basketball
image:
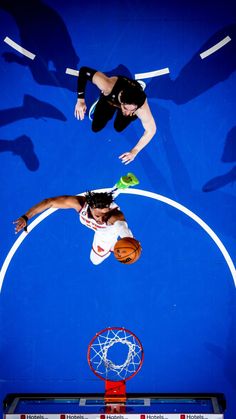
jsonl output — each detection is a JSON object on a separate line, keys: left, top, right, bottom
{"left": 114, "top": 237, "right": 142, "bottom": 264}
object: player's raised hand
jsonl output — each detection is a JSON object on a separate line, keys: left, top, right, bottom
{"left": 13, "top": 217, "right": 27, "bottom": 234}
{"left": 74, "top": 99, "right": 87, "bottom": 120}
{"left": 119, "top": 149, "right": 138, "bottom": 165}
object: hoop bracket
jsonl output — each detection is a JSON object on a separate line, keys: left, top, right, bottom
{"left": 105, "top": 380, "right": 126, "bottom": 404}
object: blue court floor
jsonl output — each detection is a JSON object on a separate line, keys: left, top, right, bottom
{"left": 0, "top": 0, "right": 236, "bottom": 418}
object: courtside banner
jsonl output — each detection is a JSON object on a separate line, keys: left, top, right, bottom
{"left": 4, "top": 414, "right": 224, "bottom": 419}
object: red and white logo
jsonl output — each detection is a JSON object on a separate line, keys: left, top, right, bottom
{"left": 97, "top": 245, "right": 105, "bottom": 253}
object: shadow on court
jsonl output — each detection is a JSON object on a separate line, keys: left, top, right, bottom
{"left": 203, "top": 126, "right": 236, "bottom": 192}
{"left": 1, "top": 0, "right": 79, "bottom": 91}
{"left": 146, "top": 24, "right": 236, "bottom": 104}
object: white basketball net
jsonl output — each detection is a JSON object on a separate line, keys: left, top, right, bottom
{"left": 88, "top": 328, "right": 143, "bottom": 381}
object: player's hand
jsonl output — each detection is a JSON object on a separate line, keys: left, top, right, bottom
{"left": 74, "top": 99, "right": 87, "bottom": 120}
{"left": 13, "top": 217, "right": 27, "bottom": 234}
{"left": 119, "top": 149, "right": 138, "bottom": 165}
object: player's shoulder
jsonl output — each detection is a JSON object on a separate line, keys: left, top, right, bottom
{"left": 136, "top": 98, "right": 153, "bottom": 118}
{"left": 107, "top": 207, "right": 125, "bottom": 224}
{"left": 93, "top": 72, "right": 117, "bottom": 94}
{"left": 66, "top": 195, "right": 86, "bottom": 210}
{"left": 75, "top": 195, "right": 86, "bottom": 206}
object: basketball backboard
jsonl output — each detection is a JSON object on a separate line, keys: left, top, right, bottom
{"left": 3, "top": 393, "right": 226, "bottom": 419}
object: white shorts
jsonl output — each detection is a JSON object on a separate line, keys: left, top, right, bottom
{"left": 90, "top": 228, "right": 118, "bottom": 265}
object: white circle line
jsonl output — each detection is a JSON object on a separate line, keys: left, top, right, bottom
{"left": 1, "top": 188, "right": 235, "bottom": 292}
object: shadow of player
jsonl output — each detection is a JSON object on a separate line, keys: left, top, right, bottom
{"left": 146, "top": 23, "right": 236, "bottom": 104}
{"left": 1, "top": 0, "right": 79, "bottom": 91}
{"left": 203, "top": 126, "right": 236, "bottom": 192}
{"left": 0, "top": 95, "right": 66, "bottom": 171}
{"left": 0, "top": 94, "right": 66, "bottom": 127}
{"left": 0, "top": 135, "right": 39, "bottom": 171}
{"left": 0, "top": 0, "right": 74, "bottom": 170}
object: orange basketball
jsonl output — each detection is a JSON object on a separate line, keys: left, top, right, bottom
{"left": 114, "top": 237, "right": 142, "bottom": 264}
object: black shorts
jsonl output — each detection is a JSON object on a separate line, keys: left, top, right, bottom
{"left": 91, "top": 96, "right": 137, "bottom": 133}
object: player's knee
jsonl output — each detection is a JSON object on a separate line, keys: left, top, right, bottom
{"left": 90, "top": 255, "right": 104, "bottom": 265}
{"left": 114, "top": 123, "right": 125, "bottom": 132}
{"left": 91, "top": 124, "right": 103, "bottom": 133}
{"left": 90, "top": 250, "right": 103, "bottom": 265}
{"left": 90, "top": 257, "right": 102, "bottom": 265}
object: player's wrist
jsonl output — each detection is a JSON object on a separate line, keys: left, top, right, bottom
{"left": 21, "top": 214, "right": 29, "bottom": 232}
{"left": 131, "top": 147, "right": 139, "bottom": 155}
{"left": 21, "top": 214, "right": 28, "bottom": 223}
{"left": 77, "top": 91, "right": 85, "bottom": 99}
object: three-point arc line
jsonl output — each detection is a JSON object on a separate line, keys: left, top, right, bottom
{"left": 0, "top": 188, "right": 235, "bottom": 293}
{"left": 4, "top": 35, "right": 232, "bottom": 78}
{"left": 2, "top": 34, "right": 235, "bottom": 288}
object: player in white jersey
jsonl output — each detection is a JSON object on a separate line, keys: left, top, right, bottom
{"left": 13, "top": 174, "right": 139, "bottom": 265}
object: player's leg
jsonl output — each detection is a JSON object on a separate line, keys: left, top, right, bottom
{"left": 90, "top": 231, "right": 117, "bottom": 265}
{"left": 90, "top": 247, "right": 111, "bottom": 265}
{"left": 113, "top": 109, "right": 138, "bottom": 132}
{"left": 92, "top": 97, "right": 116, "bottom": 132}
{"left": 109, "top": 173, "right": 140, "bottom": 199}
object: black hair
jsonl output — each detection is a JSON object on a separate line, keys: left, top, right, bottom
{"left": 85, "top": 191, "right": 114, "bottom": 209}
{"left": 120, "top": 79, "right": 146, "bottom": 108}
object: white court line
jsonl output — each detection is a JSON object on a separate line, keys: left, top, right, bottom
{"left": 65, "top": 68, "right": 79, "bottom": 76}
{"left": 4, "top": 36, "right": 36, "bottom": 60}
{"left": 200, "top": 36, "right": 231, "bottom": 59}
{"left": 0, "top": 188, "right": 235, "bottom": 292}
{"left": 135, "top": 68, "right": 170, "bottom": 79}
{"left": 66, "top": 67, "right": 168, "bottom": 79}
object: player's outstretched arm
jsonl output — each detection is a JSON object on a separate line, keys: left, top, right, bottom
{"left": 119, "top": 100, "right": 156, "bottom": 164}
{"left": 13, "top": 196, "right": 84, "bottom": 234}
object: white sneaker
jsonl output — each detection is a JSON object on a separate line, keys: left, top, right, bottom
{"left": 89, "top": 99, "right": 99, "bottom": 121}
{"left": 137, "top": 80, "right": 146, "bottom": 90}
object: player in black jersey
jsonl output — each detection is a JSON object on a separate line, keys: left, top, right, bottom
{"left": 74, "top": 67, "right": 156, "bottom": 164}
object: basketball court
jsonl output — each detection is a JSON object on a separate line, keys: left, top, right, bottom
{"left": 0, "top": 0, "right": 236, "bottom": 418}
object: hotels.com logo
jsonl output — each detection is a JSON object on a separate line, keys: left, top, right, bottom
{"left": 179, "top": 416, "right": 206, "bottom": 419}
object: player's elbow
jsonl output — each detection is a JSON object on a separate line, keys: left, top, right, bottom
{"left": 151, "top": 122, "right": 157, "bottom": 137}
{"left": 79, "top": 66, "right": 87, "bottom": 76}
{"left": 146, "top": 126, "right": 156, "bottom": 143}
{"left": 146, "top": 121, "right": 157, "bottom": 139}
{"left": 42, "top": 197, "right": 54, "bottom": 208}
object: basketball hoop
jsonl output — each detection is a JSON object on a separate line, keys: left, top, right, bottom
{"left": 87, "top": 327, "right": 144, "bottom": 408}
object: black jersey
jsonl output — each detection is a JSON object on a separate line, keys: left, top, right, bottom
{"left": 101, "top": 76, "right": 144, "bottom": 109}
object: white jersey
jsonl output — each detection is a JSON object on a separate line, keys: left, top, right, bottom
{"left": 79, "top": 202, "right": 119, "bottom": 233}
{"left": 79, "top": 200, "right": 133, "bottom": 265}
